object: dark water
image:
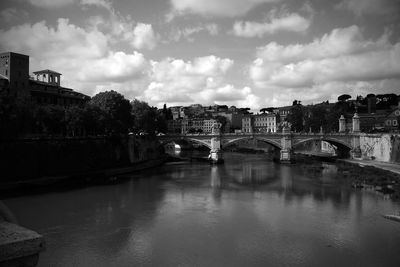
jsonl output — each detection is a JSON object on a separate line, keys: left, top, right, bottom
{"left": 4, "top": 153, "right": 400, "bottom": 267}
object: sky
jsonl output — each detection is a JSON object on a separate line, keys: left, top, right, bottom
{"left": 0, "top": 0, "right": 399, "bottom": 109}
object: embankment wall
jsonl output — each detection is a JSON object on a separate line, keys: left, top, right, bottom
{"left": 0, "top": 135, "right": 163, "bottom": 183}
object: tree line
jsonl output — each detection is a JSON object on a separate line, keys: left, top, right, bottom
{"left": 0, "top": 90, "right": 172, "bottom": 139}
{"left": 285, "top": 93, "right": 399, "bottom": 133}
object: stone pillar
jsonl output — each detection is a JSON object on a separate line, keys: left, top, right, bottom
{"left": 352, "top": 112, "right": 360, "bottom": 133}
{"left": 280, "top": 129, "right": 293, "bottom": 163}
{"left": 209, "top": 123, "right": 224, "bottom": 164}
{"left": 339, "top": 115, "right": 346, "bottom": 133}
{"left": 351, "top": 135, "right": 361, "bottom": 159}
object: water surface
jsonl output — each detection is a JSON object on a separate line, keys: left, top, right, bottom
{"left": 4, "top": 153, "right": 400, "bottom": 267}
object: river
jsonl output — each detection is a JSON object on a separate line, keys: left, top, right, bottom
{"left": 4, "top": 152, "right": 400, "bottom": 267}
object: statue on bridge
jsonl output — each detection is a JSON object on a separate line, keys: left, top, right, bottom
{"left": 211, "top": 122, "right": 222, "bottom": 135}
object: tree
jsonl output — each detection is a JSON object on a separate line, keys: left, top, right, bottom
{"left": 286, "top": 104, "right": 304, "bottom": 132}
{"left": 292, "top": 100, "right": 301, "bottom": 106}
{"left": 131, "top": 99, "right": 164, "bottom": 135}
{"left": 260, "top": 107, "right": 275, "bottom": 113}
{"left": 90, "top": 90, "right": 133, "bottom": 135}
{"left": 338, "top": 94, "right": 351, "bottom": 102}
{"left": 304, "top": 105, "right": 328, "bottom": 132}
{"left": 215, "top": 116, "right": 228, "bottom": 133}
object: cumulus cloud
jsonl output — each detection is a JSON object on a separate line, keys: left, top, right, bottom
{"left": 78, "top": 51, "right": 148, "bottom": 83}
{"left": 0, "top": 18, "right": 149, "bottom": 97}
{"left": 233, "top": 12, "right": 311, "bottom": 37}
{"left": 249, "top": 25, "right": 400, "bottom": 106}
{"left": 142, "top": 55, "right": 259, "bottom": 107}
{"left": 130, "top": 23, "right": 158, "bottom": 50}
{"left": 169, "top": 0, "right": 279, "bottom": 18}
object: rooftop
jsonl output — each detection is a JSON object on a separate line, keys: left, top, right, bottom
{"left": 33, "top": 69, "right": 62, "bottom": 75}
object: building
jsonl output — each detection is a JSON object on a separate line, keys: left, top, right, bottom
{"left": 0, "top": 52, "right": 30, "bottom": 97}
{"left": 203, "top": 119, "right": 217, "bottom": 133}
{"left": 384, "top": 109, "right": 400, "bottom": 132}
{"left": 242, "top": 113, "right": 277, "bottom": 133}
{"left": 167, "top": 119, "right": 182, "bottom": 134}
{"left": 277, "top": 106, "right": 292, "bottom": 121}
{"left": 253, "top": 113, "right": 277, "bottom": 133}
{"left": 0, "top": 51, "right": 89, "bottom": 105}
{"left": 242, "top": 116, "right": 253, "bottom": 133}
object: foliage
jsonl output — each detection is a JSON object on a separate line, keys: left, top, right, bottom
{"left": 131, "top": 99, "right": 167, "bottom": 135}
{"left": 90, "top": 90, "right": 133, "bottom": 134}
{"left": 260, "top": 107, "right": 275, "bottom": 113}
{"left": 338, "top": 94, "right": 351, "bottom": 102}
{"left": 215, "top": 116, "right": 228, "bottom": 133}
{"left": 304, "top": 105, "right": 328, "bottom": 132}
{"left": 286, "top": 104, "right": 304, "bottom": 132}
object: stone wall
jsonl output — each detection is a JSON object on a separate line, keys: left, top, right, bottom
{"left": 0, "top": 135, "right": 163, "bottom": 183}
{"left": 359, "top": 134, "right": 400, "bottom": 163}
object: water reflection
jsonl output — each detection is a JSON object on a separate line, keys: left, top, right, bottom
{"left": 4, "top": 152, "right": 400, "bottom": 267}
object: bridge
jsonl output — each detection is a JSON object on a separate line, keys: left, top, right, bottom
{"left": 158, "top": 113, "right": 364, "bottom": 163}
{"left": 157, "top": 131, "right": 362, "bottom": 163}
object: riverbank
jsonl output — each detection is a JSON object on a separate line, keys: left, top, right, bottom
{"left": 338, "top": 158, "right": 400, "bottom": 175}
{"left": 293, "top": 153, "right": 400, "bottom": 199}
{"left": 0, "top": 157, "right": 166, "bottom": 199}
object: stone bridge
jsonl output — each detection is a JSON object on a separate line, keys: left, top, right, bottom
{"left": 158, "top": 113, "right": 364, "bottom": 163}
{"left": 157, "top": 131, "right": 362, "bottom": 163}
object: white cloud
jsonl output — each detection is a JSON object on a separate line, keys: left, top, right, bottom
{"left": 80, "top": 0, "right": 113, "bottom": 11}
{"left": 130, "top": 23, "right": 158, "bottom": 50}
{"left": 170, "top": 23, "right": 219, "bottom": 42}
{"left": 78, "top": 51, "right": 148, "bottom": 83}
{"left": 27, "top": 0, "right": 74, "bottom": 8}
{"left": 249, "top": 25, "right": 400, "bottom": 106}
{"left": 233, "top": 12, "right": 311, "bottom": 37}
{"left": 169, "top": 0, "right": 279, "bottom": 18}
{"left": 0, "top": 18, "right": 149, "bottom": 97}
{"left": 142, "top": 55, "right": 259, "bottom": 107}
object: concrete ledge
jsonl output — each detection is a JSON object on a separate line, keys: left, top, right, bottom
{"left": 0, "top": 221, "right": 44, "bottom": 266}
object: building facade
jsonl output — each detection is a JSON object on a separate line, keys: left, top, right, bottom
{"left": 253, "top": 113, "right": 277, "bottom": 133}
{"left": 0, "top": 51, "right": 89, "bottom": 105}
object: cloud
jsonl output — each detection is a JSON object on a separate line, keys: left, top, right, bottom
{"left": 233, "top": 12, "right": 311, "bottom": 37}
{"left": 27, "top": 0, "right": 74, "bottom": 8}
{"left": 142, "top": 55, "right": 259, "bottom": 107}
{"left": 0, "top": 18, "right": 150, "bottom": 97}
{"left": 26, "top": 0, "right": 113, "bottom": 10}
{"left": 249, "top": 25, "right": 400, "bottom": 106}
{"left": 80, "top": 0, "right": 113, "bottom": 11}
{"left": 78, "top": 51, "right": 148, "bottom": 83}
{"left": 130, "top": 23, "right": 158, "bottom": 50}
{"left": 169, "top": 0, "right": 279, "bottom": 18}
{"left": 169, "top": 23, "right": 219, "bottom": 42}
{"left": 337, "top": 0, "right": 400, "bottom": 17}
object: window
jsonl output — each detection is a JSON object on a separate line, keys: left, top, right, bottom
{"left": 393, "top": 120, "right": 398, "bottom": 126}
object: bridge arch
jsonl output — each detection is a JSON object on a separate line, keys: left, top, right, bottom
{"left": 222, "top": 136, "right": 282, "bottom": 150}
{"left": 158, "top": 137, "right": 212, "bottom": 150}
{"left": 292, "top": 137, "right": 352, "bottom": 157}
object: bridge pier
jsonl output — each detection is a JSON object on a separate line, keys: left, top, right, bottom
{"left": 280, "top": 127, "right": 293, "bottom": 163}
{"left": 209, "top": 149, "right": 224, "bottom": 164}
{"left": 209, "top": 123, "right": 224, "bottom": 164}
{"left": 279, "top": 149, "right": 293, "bottom": 163}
